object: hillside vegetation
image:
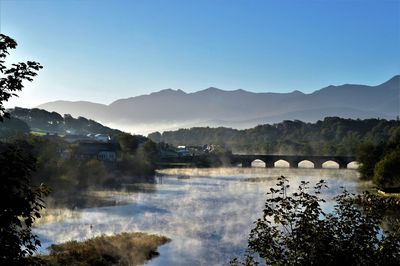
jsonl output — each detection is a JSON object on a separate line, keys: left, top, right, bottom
{"left": 0, "top": 108, "right": 159, "bottom": 197}
{"left": 7, "top": 107, "right": 120, "bottom": 135}
{"left": 149, "top": 117, "right": 400, "bottom": 156}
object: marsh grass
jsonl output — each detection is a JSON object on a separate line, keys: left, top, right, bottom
{"left": 40, "top": 232, "right": 170, "bottom": 265}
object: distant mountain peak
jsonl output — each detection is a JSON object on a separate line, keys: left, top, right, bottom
{"left": 204, "top": 87, "right": 223, "bottom": 92}
{"left": 291, "top": 90, "right": 304, "bottom": 95}
{"left": 379, "top": 75, "right": 400, "bottom": 87}
{"left": 151, "top": 88, "right": 187, "bottom": 96}
{"left": 192, "top": 87, "right": 226, "bottom": 95}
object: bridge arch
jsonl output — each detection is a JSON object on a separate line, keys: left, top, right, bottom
{"left": 298, "top": 160, "right": 315, "bottom": 168}
{"left": 347, "top": 161, "right": 359, "bottom": 169}
{"left": 274, "top": 159, "right": 290, "bottom": 168}
{"left": 251, "top": 159, "right": 266, "bottom": 168}
{"left": 230, "top": 154, "right": 356, "bottom": 169}
{"left": 322, "top": 160, "right": 340, "bottom": 169}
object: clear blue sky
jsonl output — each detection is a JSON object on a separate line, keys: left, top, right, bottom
{"left": 1, "top": 0, "right": 399, "bottom": 107}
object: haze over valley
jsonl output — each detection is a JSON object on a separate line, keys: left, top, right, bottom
{"left": 37, "top": 75, "right": 400, "bottom": 134}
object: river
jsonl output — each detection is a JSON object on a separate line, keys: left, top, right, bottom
{"left": 34, "top": 167, "right": 371, "bottom": 265}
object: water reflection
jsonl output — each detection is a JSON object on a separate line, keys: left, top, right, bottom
{"left": 34, "top": 168, "right": 371, "bottom": 265}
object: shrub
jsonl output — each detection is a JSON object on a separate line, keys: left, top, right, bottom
{"left": 232, "top": 176, "right": 400, "bottom": 265}
{"left": 374, "top": 149, "right": 400, "bottom": 191}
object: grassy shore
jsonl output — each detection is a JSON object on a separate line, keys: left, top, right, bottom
{"left": 377, "top": 190, "right": 400, "bottom": 198}
{"left": 39, "top": 232, "right": 170, "bottom": 266}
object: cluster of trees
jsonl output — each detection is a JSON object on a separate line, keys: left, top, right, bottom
{"left": 357, "top": 128, "right": 400, "bottom": 191}
{"left": 232, "top": 176, "right": 400, "bottom": 265}
{"left": 0, "top": 115, "right": 30, "bottom": 138}
{"left": 0, "top": 107, "right": 160, "bottom": 192}
{"left": 149, "top": 118, "right": 400, "bottom": 155}
{"left": 5, "top": 132, "right": 159, "bottom": 194}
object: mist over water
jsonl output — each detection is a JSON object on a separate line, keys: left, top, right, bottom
{"left": 34, "top": 168, "right": 371, "bottom": 265}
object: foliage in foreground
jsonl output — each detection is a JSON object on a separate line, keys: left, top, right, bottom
{"left": 232, "top": 176, "right": 400, "bottom": 266}
{"left": 0, "top": 34, "right": 42, "bottom": 121}
{"left": 39, "top": 232, "right": 170, "bottom": 266}
{"left": 0, "top": 144, "right": 49, "bottom": 265}
{"left": 0, "top": 34, "right": 49, "bottom": 265}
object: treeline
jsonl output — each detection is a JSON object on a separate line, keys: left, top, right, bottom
{"left": 1, "top": 107, "right": 120, "bottom": 135}
{"left": 149, "top": 117, "right": 400, "bottom": 156}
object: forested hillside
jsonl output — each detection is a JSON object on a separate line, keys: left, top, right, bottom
{"left": 149, "top": 117, "right": 400, "bottom": 155}
{"left": 1, "top": 107, "right": 120, "bottom": 136}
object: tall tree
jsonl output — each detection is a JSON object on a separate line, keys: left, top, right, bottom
{"left": 0, "top": 34, "right": 48, "bottom": 264}
{"left": 0, "top": 34, "right": 42, "bottom": 121}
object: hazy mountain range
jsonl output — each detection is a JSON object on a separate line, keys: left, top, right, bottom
{"left": 37, "top": 75, "right": 400, "bottom": 134}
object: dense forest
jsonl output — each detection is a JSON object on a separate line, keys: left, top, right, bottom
{"left": 149, "top": 117, "right": 400, "bottom": 156}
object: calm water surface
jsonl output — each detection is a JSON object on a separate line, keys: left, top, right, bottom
{"left": 34, "top": 168, "right": 371, "bottom": 265}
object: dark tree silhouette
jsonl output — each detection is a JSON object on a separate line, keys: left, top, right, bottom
{"left": 0, "top": 34, "right": 42, "bottom": 121}
{"left": 0, "top": 34, "right": 48, "bottom": 264}
{"left": 0, "top": 143, "right": 49, "bottom": 264}
{"left": 231, "top": 176, "right": 400, "bottom": 265}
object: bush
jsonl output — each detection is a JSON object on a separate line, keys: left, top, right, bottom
{"left": 77, "top": 159, "right": 108, "bottom": 189}
{"left": 374, "top": 149, "right": 400, "bottom": 191}
{"left": 232, "top": 176, "right": 400, "bottom": 265}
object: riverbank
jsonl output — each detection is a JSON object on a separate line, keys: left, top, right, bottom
{"left": 38, "top": 232, "right": 170, "bottom": 266}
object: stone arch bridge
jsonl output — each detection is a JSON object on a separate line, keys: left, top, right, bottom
{"left": 231, "top": 154, "right": 357, "bottom": 169}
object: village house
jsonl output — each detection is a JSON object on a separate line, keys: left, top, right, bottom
{"left": 75, "top": 142, "right": 117, "bottom": 162}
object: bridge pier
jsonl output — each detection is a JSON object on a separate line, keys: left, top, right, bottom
{"left": 241, "top": 160, "right": 252, "bottom": 168}
{"left": 265, "top": 160, "right": 274, "bottom": 168}
{"left": 289, "top": 160, "right": 300, "bottom": 168}
{"left": 314, "top": 161, "right": 323, "bottom": 169}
